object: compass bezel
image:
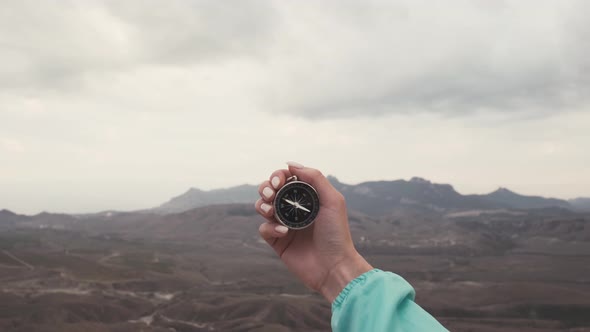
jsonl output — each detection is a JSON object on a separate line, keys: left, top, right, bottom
{"left": 273, "top": 180, "right": 320, "bottom": 230}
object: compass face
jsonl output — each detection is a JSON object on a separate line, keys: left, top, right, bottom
{"left": 273, "top": 181, "right": 320, "bottom": 230}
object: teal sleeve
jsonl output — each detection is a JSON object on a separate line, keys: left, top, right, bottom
{"left": 331, "top": 269, "right": 448, "bottom": 332}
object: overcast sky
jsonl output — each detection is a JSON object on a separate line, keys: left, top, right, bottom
{"left": 1, "top": 0, "right": 589, "bottom": 214}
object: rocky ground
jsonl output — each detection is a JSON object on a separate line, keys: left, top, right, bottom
{"left": 0, "top": 205, "right": 589, "bottom": 331}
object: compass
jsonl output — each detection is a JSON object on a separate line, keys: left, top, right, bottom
{"left": 273, "top": 176, "right": 320, "bottom": 230}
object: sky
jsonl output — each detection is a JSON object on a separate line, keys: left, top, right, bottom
{"left": 1, "top": 0, "right": 589, "bottom": 214}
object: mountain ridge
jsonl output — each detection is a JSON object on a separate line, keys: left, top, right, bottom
{"left": 475, "top": 187, "right": 571, "bottom": 210}
{"left": 2, "top": 177, "right": 582, "bottom": 217}
{"left": 154, "top": 184, "right": 258, "bottom": 214}
{"left": 0, "top": 209, "right": 29, "bottom": 224}
{"left": 148, "top": 176, "right": 576, "bottom": 216}
{"left": 569, "top": 197, "right": 590, "bottom": 211}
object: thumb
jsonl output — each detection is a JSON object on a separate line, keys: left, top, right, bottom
{"left": 286, "top": 162, "right": 342, "bottom": 207}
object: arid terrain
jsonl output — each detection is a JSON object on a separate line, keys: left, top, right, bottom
{"left": 1, "top": 202, "right": 589, "bottom": 332}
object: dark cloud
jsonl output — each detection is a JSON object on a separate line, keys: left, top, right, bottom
{"left": 1, "top": 1, "right": 589, "bottom": 118}
{"left": 296, "top": 58, "right": 589, "bottom": 118}
{"left": 263, "top": 1, "right": 590, "bottom": 118}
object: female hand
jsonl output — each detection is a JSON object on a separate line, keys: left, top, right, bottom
{"left": 255, "top": 162, "right": 372, "bottom": 302}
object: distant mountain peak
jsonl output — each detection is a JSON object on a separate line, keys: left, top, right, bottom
{"left": 0, "top": 209, "right": 16, "bottom": 215}
{"left": 0, "top": 209, "right": 28, "bottom": 224}
{"left": 483, "top": 187, "right": 570, "bottom": 210}
{"left": 410, "top": 177, "right": 431, "bottom": 184}
{"left": 492, "top": 187, "right": 516, "bottom": 195}
{"left": 326, "top": 175, "right": 340, "bottom": 184}
{"left": 569, "top": 197, "right": 590, "bottom": 212}
{"left": 154, "top": 184, "right": 258, "bottom": 214}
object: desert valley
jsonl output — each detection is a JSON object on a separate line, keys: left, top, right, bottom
{"left": 1, "top": 177, "right": 589, "bottom": 331}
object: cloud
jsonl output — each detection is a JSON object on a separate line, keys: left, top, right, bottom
{"left": 263, "top": 1, "right": 590, "bottom": 118}
{"left": 2, "top": 1, "right": 588, "bottom": 119}
{"left": 1, "top": 1, "right": 589, "bottom": 213}
{"left": 0, "top": 0, "right": 277, "bottom": 93}
{"left": 102, "top": 1, "right": 277, "bottom": 65}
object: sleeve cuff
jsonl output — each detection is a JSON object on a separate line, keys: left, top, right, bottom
{"left": 332, "top": 268, "right": 382, "bottom": 310}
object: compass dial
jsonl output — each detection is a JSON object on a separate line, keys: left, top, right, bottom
{"left": 273, "top": 181, "right": 320, "bottom": 230}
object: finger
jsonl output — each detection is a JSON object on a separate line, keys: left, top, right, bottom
{"left": 269, "top": 169, "right": 291, "bottom": 190}
{"left": 258, "top": 180, "right": 275, "bottom": 202}
{"left": 286, "top": 161, "right": 341, "bottom": 206}
{"left": 255, "top": 198, "right": 274, "bottom": 219}
{"left": 258, "top": 221, "right": 290, "bottom": 245}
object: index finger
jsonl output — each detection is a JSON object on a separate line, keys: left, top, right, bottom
{"left": 269, "top": 169, "right": 291, "bottom": 190}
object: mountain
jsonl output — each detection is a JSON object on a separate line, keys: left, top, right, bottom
{"left": 150, "top": 177, "right": 576, "bottom": 216}
{"left": 0, "top": 209, "right": 29, "bottom": 228}
{"left": 328, "top": 176, "right": 500, "bottom": 216}
{"left": 329, "top": 176, "right": 573, "bottom": 216}
{"left": 0, "top": 210, "right": 80, "bottom": 230}
{"left": 153, "top": 176, "right": 497, "bottom": 217}
{"left": 153, "top": 184, "right": 258, "bottom": 214}
{"left": 480, "top": 187, "right": 571, "bottom": 210}
{"left": 2, "top": 185, "right": 588, "bottom": 331}
{"left": 0, "top": 209, "right": 20, "bottom": 222}
{"left": 569, "top": 197, "right": 590, "bottom": 212}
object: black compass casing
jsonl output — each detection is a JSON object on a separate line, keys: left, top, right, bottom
{"left": 273, "top": 179, "right": 320, "bottom": 230}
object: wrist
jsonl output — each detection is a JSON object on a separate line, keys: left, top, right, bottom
{"left": 319, "top": 251, "right": 373, "bottom": 303}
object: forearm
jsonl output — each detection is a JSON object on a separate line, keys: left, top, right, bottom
{"left": 319, "top": 250, "right": 373, "bottom": 302}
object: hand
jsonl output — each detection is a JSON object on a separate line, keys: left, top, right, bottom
{"left": 255, "top": 162, "right": 373, "bottom": 302}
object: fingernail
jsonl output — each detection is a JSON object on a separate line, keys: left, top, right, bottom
{"left": 275, "top": 225, "right": 289, "bottom": 234}
{"left": 271, "top": 176, "right": 280, "bottom": 189}
{"left": 286, "top": 161, "right": 304, "bottom": 169}
{"left": 262, "top": 187, "right": 274, "bottom": 199}
{"left": 260, "top": 203, "right": 271, "bottom": 213}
